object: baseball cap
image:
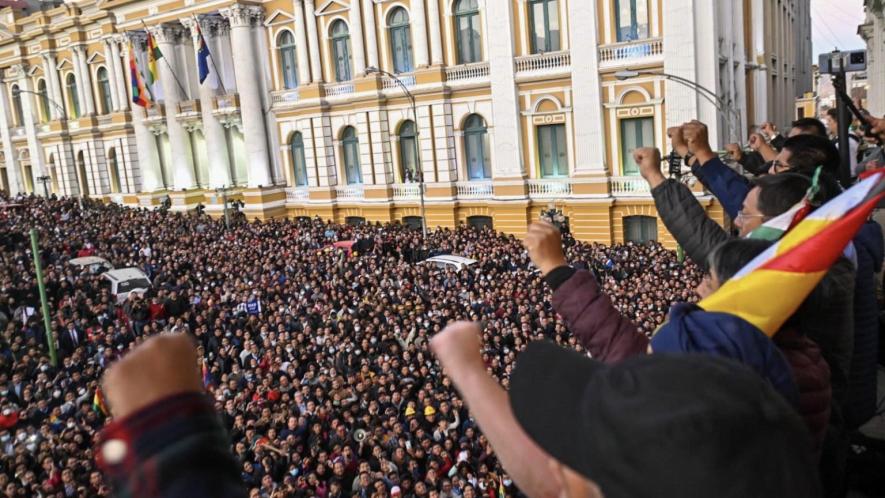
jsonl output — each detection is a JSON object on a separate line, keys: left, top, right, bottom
{"left": 509, "top": 341, "right": 821, "bottom": 498}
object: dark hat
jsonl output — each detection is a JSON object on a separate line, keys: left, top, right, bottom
{"left": 509, "top": 341, "right": 821, "bottom": 498}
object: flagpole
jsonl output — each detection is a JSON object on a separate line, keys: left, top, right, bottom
{"left": 141, "top": 21, "right": 190, "bottom": 100}
{"left": 193, "top": 15, "right": 228, "bottom": 95}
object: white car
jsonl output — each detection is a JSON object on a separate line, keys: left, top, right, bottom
{"left": 69, "top": 256, "right": 114, "bottom": 274}
{"left": 423, "top": 255, "right": 478, "bottom": 272}
{"left": 102, "top": 268, "right": 152, "bottom": 303}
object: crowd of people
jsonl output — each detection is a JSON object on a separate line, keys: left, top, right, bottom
{"left": 0, "top": 195, "right": 702, "bottom": 498}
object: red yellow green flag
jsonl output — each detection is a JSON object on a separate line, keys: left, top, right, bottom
{"left": 129, "top": 42, "right": 151, "bottom": 108}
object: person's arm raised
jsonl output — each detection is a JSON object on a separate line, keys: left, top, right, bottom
{"left": 430, "top": 322, "right": 560, "bottom": 498}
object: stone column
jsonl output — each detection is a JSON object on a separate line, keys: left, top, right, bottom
{"left": 74, "top": 46, "right": 96, "bottom": 115}
{"left": 220, "top": 4, "right": 272, "bottom": 187}
{"left": 485, "top": 0, "right": 523, "bottom": 177}
{"left": 349, "top": 0, "right": 366, "bottom": 76}
{"left": 110, "top": 37, "right": 129, "bottom": 111}
{"left": 150, "top": 24, "right": 197, "bottom": 190}
{"left": 568, "top": 0, "right": 606, "bottom": 173}
{"left": 17, "top": 66, "right": 48, "bottom": 191}
{"left": 0, "top": 69, "right": 22, "bottom": 195}
{"left": 102, "top": 39, "right": 121, "bottom": 112}
{"left": 304, "top": 0, "right": 323, "bottom": 83}
{"left": 426, "top": 0, "right": 443, "bottom": 65}
{"left": 44, "top": 53, "right": 65, "bottom": 119}
{"left": 293, "top": 0, "right": 312, "bottom": 84}
{"left": 361, "top": 0, "right": 379, "bottom": 70}
{"left": 40, "top": 53, "right": 62, "bottom": 120}
{"left": 410, "top": 0, "right": 429, "bottom": 68}
{"left": 182, "top": 16, "right": 233, "bottom": 188}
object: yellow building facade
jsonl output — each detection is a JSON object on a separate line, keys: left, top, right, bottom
{"left": 0, "top": 0, "right": 798, "bottom": 247}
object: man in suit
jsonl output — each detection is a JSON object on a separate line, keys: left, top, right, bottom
{"left": 58, "top": 321, "right": 83, "bottom": 358}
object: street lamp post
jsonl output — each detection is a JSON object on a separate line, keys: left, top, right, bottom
{"left": 615, "top": 69, "right": 741, "bottom": 144}
{"left": 365, "top": 66, "right": 428, "bottom": 240}
{"left": 216, "top": 185, "right": 232, "bottom": 230}
{"left": 36, "top": 175, "right": 51, "bottom": 197}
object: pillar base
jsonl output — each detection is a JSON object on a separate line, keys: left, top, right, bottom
{"left": 137, "top": 190, "right": 170, "bottom": 208}
{"left": 203, "top": 187, "right": 243, "bottom": 218}
{"left": 242, "top": 185, "right": 287, "bottom": 220}
{"left": 298, "top": 82, "right": 325, "bottom": 100}
{"left": 168, "top": 189, "right": 207, "bottom": 212}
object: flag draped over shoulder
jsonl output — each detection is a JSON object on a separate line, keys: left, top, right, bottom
{"left": 700, "top": 171, "right": 885, "bottom": 337}
{"left": 129, "top": 42, "right": 151, "bottom": 108}
{"left": 196, "top": 23, "right": 211, "bottom": 84}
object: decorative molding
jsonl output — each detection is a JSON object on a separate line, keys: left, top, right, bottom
{"left": 148, "top": 24, "right": 188, "bottom": 45}
{"left": 614, "top": 106, "right": 655, "bottom": 118}
{"left": 219, "top": 5, "right": 265, "bottom": 28}
{"left": 531, "top": 113, "right": 566, "bottom": 125}
{"left": 264, "top": 9, "right": 296, "bottom": 27}
{"left": 315, "top": 0, "right": 350, "bottom": 16}
{"left": 87, "top": 52, "right": 106, "bottom": 64}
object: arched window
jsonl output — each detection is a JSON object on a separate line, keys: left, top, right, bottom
{"left": 10, "top": 85, "right": 24, "bottom": 126}
{"left": 398, "top": 120, "right": 418, "bottom": 182}
{"left": 290, "top": 132, "right": 309, "bottom": 187}
{"left": 47, "top": 154, "right": 59, "bottom": 194}
{"left": 454, "top": 0, "right": 482, "bottom": 64}
{"left": 341, "top": 126, "right": 362, "bottom": 185}
{"left": 76, "top": 150, "right": 90, "bottom": 197}
{"left": 402, "top": 216, "right": 423, "bottom": 230}
{"left": 278, "top": 31, "right": 299, "bottom": 89}
{"left": 463, "top": 114, "right": 490, "bottom": 180}
{"left": 65, "top": 74, "right": 80, "bottom": 119}
{"left": 388, "top": 7, "right": 413, "bottom": 74}
{"left": 36, "top": 79, "right": 51, "bottom": 122}
{"left": 107, "top": 148, "right": 122, "bottom": 193}
{"left": 97, "top": 67, "right": 114, "bottom": 115}
{"left": 467, "top": 215, "right": 493, "bottom": 231}
{"left": 330, "top": 20, "right": 352, "bottom": 82}
{"left": 624, "top": 215, "right": 657, "bottom": 243}
{"left": 528, "top": 0, "right": 561, "bottom": 53}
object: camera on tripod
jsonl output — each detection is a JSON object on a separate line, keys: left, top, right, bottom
{"left": 819, "top": 49, "right": 867, "bottom": 75}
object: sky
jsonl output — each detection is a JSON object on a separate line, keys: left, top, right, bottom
{"left": 810, "top": 0, "right": 867, "bottom": 61}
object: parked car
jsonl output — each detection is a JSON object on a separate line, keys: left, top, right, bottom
{"left": 102, "top": 268, "right": 152, "bottom": 303}
{"left": 422, "top": 255, "right": 478, "bottom": 272}
{"left": 69, "top": 256, "right": 114, "bottom": 274}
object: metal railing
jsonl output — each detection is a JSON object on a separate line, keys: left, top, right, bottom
{"left": 456, "top": 181, "right": 494, "bottom": 199}
{"left": 598, "top": 38, "right": 663, "bottom": 64}
{"left": 177, "top": 100, "right": 201, "bottom": 114}
{"left": 325, "top": 82, "right": 355, "bottom": 97}
{"left": 335, "top": 184, "right": 364, "bottom": 200}
{"left": 610, "top": 175, "right": 651, "bottom": 196}
{"left": 272, "top": 89, "right": 300, "bottom": 105}
{"left": 214, "top": 94, "right": 240, "bottom": 110}
{"left": 383, "top": 73, "right": 416, "bottom": 90}
{"left": 286, "top": 187, "right": 309, "bottom": 202}
{"left": 392, "top": 183, "right": 421, "bottom": 200}
{"left": 527, "top": 179, "right": 573, "bottom": 198}
{"left": 515, "top": 51, "right": 571, "bottom": 73}
{"left": 445, "top": 62, "right": 490, "bottom": 82}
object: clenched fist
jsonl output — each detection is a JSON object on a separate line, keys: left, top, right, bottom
{"left": 668, "top": 127, "right": 688, "bottom": 157}
{"left": 430, "top": 321, "right": 485, "bottom": 375}
{"left": 102, "top": 333, "right": 202, "bottom": 420}
{"left": 747, "top": 133, "right": 767, "bottom": 151}
{"left": 633, "top": 147, "right": 666, "bottom": 189}
{"left": 725, "top": 143, "right": 743, "bottom": 161}
{"left": 681, "top": 121, "right": 717, "bottom": 165}
{"left": 523, "top": 222, "right": 567, "bottom": 277}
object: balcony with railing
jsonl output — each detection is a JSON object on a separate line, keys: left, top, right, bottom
{"left": 456, "top": 181, "right": 494, "bottom": 199}
{"left": 392, "top": 183, "right": 421, "bottom": 200}
{"left": 11, "top": 127, "right": 26, "bottom": 138}
{"left": 528, "top": 179, "right": 573, "bottom": 199}
{"left": 382, "top": 73, "right": 416, "bottom": 90}
{"left": 286, "top": 187, "right": 309, "bottom": 203}
{"left": 325, "top": 82, "right": 355, "bottom": 97}
{"left": 272, "top": 88, "right": 300, "bottom": 106}
{"left": 445, "top": 62, "right": 490, "bottom": 83}
{"left": 177, "top": 100, "right": 201, "bottom": 115}
{"left": 598, "top": 38, "right": 663, "bottom": 68}
{"left": 214, "top": 94, "right": 240, "bottom": 111}
{"left": 610, "top": 176, "right": 651, "bottom": 197}
{"left": 514, "top": 51, "right": 571, "bottom": 75}
{"left": 335, "top": 184, "right": 364, "bottom": 200}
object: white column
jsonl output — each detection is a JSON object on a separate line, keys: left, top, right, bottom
{"left": 45, "top": 53, "right": 64, "bottom": 119}
{"left": 183, "top": 17, "right": 233, "bottom": 188}
{"left": 41, "top": 54, "right": 62, "bottom": 120}
{"left": 485, "top": 0, "right": 523, "bottom": 177}
{"left": 426, "top": 0, "right": 443, "bottom": 65}
{"left": 18, "top": 69, "right": 47, "bottom": 190}
{"left": 304, "top": 0, "right": 323, "bottom": 83}
{"left": 75, "top": 46, "right": 96, "bottom": 115}
{"left": 349, "top": 0, "right": 367, "bottom": 76}
{"left": 362, "top": 0, "right": 379, "bottom": 70}
{"left": 220, "top": 5, "right": 272, "bottom": 187}
{"left": 0, "top": 71, "right": 22, "bottom": 195}
{"left": 293, "top": 0, "right": 313, "bottom": 84}
{"left": 110, "top": 37, "right": 129, "bottom": 111}
{"left": 569, "top": 0, "right": 606, "bottom": 173}
{"left": 102, "top": 40, "right": 121, "bottom": 112}
{"left": 411, "top": 0, "right": 429, "bottom": 68}
{"left": 71, "top": 49, "right": 88, "bottom": 116}
{"left": 150, "top": 24, "right": 197, "bottom": 190}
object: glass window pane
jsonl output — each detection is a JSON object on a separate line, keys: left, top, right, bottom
{"left": 555, "top": 125, "right": 567, "bottom": 176}
{"left": 401, "top": 137, "right": 417, "bottom": 180}
{"left": 531, "top": 3, "right": 546, "bottom": 52}
{"left": 620, "top": 117, "right": 653, "bottom": 175}
{"left": 547, "top": 0, "right": 561, "bottom": 51}
{"left": 538, "top": 125, "right": 567, "bottom": 177}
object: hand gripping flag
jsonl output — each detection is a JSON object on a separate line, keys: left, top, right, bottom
{"left": 699, "top": 170, "right": 885, "bottom": 337}
{"left": 129, "top": 42, "right": 151, "bottom": 108}
{"left": 196, "top": 23, "right": 211, "bottom": 84}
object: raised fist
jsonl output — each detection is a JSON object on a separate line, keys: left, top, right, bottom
{"left": 681, "top": 121, "right": 712, "bottom": 156}
{"left": 668, "top": 127, "right": 688, "bottom": 157}
{"left": 725, "top": 143, "right": 743, "bottom": 161}
{"left": 633, "top": 147, "right": 666, "bottom": 188}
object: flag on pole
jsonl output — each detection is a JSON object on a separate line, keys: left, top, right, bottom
{"left": 146, "top": 31, "right": 162, "bottom": 88}
{"left": 93, "top": 386, "right": 109, "bottom": 416}
{"left": 699, "top": 171, "right": 885, "bottom": 337}
{"left": 196, "top": 22, "right": 211, "bottom": 84}
{"left": 129, "top": 42, "right": 151, "bottom": 108}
